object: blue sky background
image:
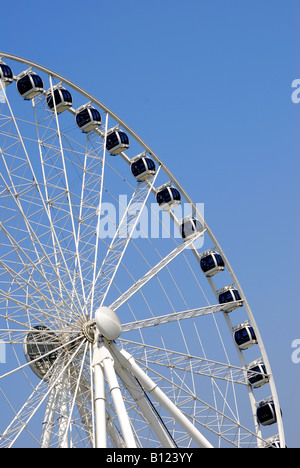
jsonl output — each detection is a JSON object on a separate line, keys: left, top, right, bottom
{"left": 0, "top": 0, "right": 299, "bottom": 447}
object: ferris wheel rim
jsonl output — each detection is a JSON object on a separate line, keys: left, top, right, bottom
{"left": 0, "top": 52, "right": 285, "bottom": 448}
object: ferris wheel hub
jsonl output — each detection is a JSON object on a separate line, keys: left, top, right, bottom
{"left": 80, "top": 307, "right": 122, "bottom": 343}
{"left": 95, "top": 306, "right": 122, "bottom": 341}
{"left": 81, "top": 319, "right": 96, "bottom": 343}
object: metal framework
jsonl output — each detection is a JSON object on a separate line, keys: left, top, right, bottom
{"left": 0, "top": 53, "right": 285, "bottom": 448}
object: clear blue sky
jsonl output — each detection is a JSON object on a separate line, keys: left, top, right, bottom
{"left": 0, "top": 0, "right": 299, "bottom": 447}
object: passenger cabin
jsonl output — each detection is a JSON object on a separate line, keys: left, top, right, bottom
{"left": 23, "top": 326, "right": 58, "bottom": 381}
{"left": 218, "top": 285, "right": 242, "bottom": 311}
{"left": 247, "top": 360, "right": 269, "bottom": 388}
{"left": 200, "top": 250, "right": 225, "bottom": 277}
{"left": 76, "top": 105, "right": 102, "bottom": 133}
{"left": 46, "top": 87, "right": 73, "bottom": 114}
{"left": 106, "top": 129, "right": 130, "bottom": 155}
{"left": 156, "top": 184, "right": 181, "bottom": 211}
{"left": 180, "top": 216, "right": 204, "bottom": 241}
{"left": 131, "top": 155, "right": 156, "bottom": 181}
{"left": 233, "top": 323, "right": 257, "bottom": 350}
{"left": 263, "top": 437, "right": 283, "bottom": 449}
{"left": 257, "top": 399, "right": 278, "bottom": 426}
{"left": 17, "top": 72, "right": 44, "bottom": 100}
{"left": 0, "top": 63, "right": 13, "bottom": 87}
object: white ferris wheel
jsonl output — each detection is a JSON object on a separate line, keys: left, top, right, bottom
{"left": 0, "top": 53, "right": 285, "bottom": 448}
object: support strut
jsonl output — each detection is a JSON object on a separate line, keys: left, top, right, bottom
{"left": 92, "top": 333, "right": 136, "bottom": 448}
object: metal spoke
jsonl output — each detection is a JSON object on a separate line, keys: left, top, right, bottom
{"left": 119, "top": 339, "right": 249, "bottom": 386}
{"left": 121, "top": 302, "right": 241, "bottom": 333}
{"left": 110, "top": 232, "right": 203, "bottom": 312}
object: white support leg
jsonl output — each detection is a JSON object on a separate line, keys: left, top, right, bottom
{"left": 72, "top": 360, "right": 125, "bottom": 448}
{"left": 110, "top": 342, "right": 213, "bottom": 449}
{"left": 94, "top": 362, "right": 107, "bottom": 448}
{"left": 93, "top": 336, "right": 107, "bottom": 448}
{"left": 93, "top": 334, "right": 136, "bottom": 448}
{"left": 101, "top": 351, "right": 137, "bottom": 448}
{"left": 114, "top": 361, "right": 177, "bottom": 448}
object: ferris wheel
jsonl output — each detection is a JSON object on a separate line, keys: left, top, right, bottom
{"left": 0, "top": 53, "right": 285, "bottom": 448}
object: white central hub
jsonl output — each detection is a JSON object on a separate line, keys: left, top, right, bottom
{"left": 95, "top": 306, "right": 122, "bottom": 340}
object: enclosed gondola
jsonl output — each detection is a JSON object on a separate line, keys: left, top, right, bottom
{"left": 218, "top": 285, "right": 242, "bottom": 311}
{"left": 247, "top": 360, "right": 269, "bottom": 388}
{"left": 257, "top": 399, "right": 279, "bottom": 426}
{"left": 46, "top": 86, "right": 73, "bottom": 114}
{"left": 106, "top": 128, "right": 130, "bottom": 155}
{"left": 75, "top": 104, "right": 102, "bottom": 133}
{"left": 200, "top": 250, "right": 225, "bottom": 276}
{"left": 0, "top": 63, "right": 13, "bottom": 87}
{"left": 156, "top": 184, "right": 181, "bottom": 211}
{"left": 131, "top": 154, "right": 156, "bottom": 181}
{"left": 263, "top": 437, "right": 283, "bottom": 449}
{"left": 233, "top": 322, "right": 257, "bottom": 350}
{"left": 16, "top": 72, "right": 44, "bottom": 100}
{"left": 23, "top": 326, "right": 58, "bottom": 381}
{"left": 180, "top": 216, "right": 204, "bottom": 240}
